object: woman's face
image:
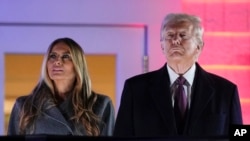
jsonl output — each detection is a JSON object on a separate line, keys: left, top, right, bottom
{"left": 47, "top": 42, "right": 76, "bottom": 83}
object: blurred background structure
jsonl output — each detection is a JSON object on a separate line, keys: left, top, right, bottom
{"left": 0, "top": 0, "right": 249, "bottom": 135}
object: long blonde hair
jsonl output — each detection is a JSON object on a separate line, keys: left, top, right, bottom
{"left": 19, "top": 37, "right": 100, "bottom": 135}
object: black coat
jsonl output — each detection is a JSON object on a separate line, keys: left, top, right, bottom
{"left": 114, "top": 63, "right": 242, "bottom": 137}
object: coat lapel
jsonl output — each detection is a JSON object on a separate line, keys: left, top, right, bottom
{"left": 187, "top": 63, "right": 215, "bottom": 125}
{"left": 149, "top": 65, "right": 177, "bottom": 134}
{"left": 44, "top": 106, "right": 69, "bottom": 125}
{"left": 40, "top": 99, "right": 74, "bottom": 134}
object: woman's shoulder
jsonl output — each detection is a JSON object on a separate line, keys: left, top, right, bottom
{"left": 93, "top": 92, "right": 114, "bottom": 112}
{"left": 11, "top": 95, "right": 29, "bottom": 111}
{"left": 95, "top": 93, "right": 112, "bottom": 104}
{"left": 15, "top": 95, "right": 29, "bottom": 104}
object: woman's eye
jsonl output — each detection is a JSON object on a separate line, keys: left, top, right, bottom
{"left": 49, "top": 54, "right": 57, "bottom": 59}
{"left": 62, "top": 54, "right": 71, "bottom": 60}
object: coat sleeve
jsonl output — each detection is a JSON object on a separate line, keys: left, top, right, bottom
{"left": 7, "top": 98, "right": 23, "bottom": 135}
{"left": 98, "top": 95, "right": 115, "bottom": 136}
{"left": 230, "top": 86, "right": 243, "bottom": 125}
{"left": 113, "top": 80, "right": 134, "bottom": 136}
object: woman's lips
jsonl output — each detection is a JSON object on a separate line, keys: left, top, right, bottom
{"left": 52, "top": 68, "right": 63, "bottom": 73}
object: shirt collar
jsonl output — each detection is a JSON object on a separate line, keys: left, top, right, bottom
{"left": 167, "top": 63, "right": 196, "bottom": 86}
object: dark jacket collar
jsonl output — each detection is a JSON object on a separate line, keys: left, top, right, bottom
{"left": 149, "top": 63, "right": 215, "bottom": 134}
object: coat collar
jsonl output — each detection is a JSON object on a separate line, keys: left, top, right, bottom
{"left": 149, "top": 63, "right": 215, "bottom": 134}
{"left": 40, "top": 96, "right": 75, "bottom": 134}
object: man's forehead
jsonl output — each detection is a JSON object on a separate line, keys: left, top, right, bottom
{"left": 165, "top": 20, "right": 193, "bottom": 31}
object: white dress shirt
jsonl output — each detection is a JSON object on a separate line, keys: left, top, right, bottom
{"left": 167, "top": 63, "right": 196, "bottom": 108}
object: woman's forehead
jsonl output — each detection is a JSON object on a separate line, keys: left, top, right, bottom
{"left": 51, "top": 43, "right": 70, "bottom": 52}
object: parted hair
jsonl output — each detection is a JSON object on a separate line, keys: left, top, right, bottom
{"left": 19, "top": 37, "right": 100, "bottom": 135}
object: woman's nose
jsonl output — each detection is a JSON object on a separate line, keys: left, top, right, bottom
{"left": 54, "top": 57, "right": 62, "bottom": 66}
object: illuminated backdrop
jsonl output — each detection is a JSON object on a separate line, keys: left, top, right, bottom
{"left": 183, "top": 0, "right": 250, "bottom": 124}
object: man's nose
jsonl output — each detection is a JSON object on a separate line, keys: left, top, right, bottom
{"left": 172, "top": 34, "right": 181, "bottom": 45}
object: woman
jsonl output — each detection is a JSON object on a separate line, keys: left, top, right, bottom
{"left": 7, "top": 37, "right": 115, "bottom": 136}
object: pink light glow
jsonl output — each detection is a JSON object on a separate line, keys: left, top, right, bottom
{"left": 183, "top": 0, "right": 250, "bottom": 124}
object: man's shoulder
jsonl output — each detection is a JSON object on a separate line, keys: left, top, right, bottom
{"left": 203, "top": 70, "right": 237, "bottom": 87}
{"left": 197, "top": 63, "right": 237, "bottom": 87}
{"left": 127, "top": 69, "right": 162, "bottom": 82}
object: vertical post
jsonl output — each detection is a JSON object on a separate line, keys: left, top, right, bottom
{"left": 143, "top": 25, "right": 149, "bottom": 73}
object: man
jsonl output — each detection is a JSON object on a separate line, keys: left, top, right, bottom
{"left": 114, "top": 13, "right": 242, "bottom": 137}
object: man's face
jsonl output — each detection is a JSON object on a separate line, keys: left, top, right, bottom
{"left": 161, "top": 21, "right": 201, "bottom": 65}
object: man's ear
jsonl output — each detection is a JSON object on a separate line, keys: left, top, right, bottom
{"left": 161, "top": 43, "right": 164, "bottom": 50}
{"left": 160, "top": 44, "right": 165, "bottom": 54}
{"left": 198, "top": 42, "right": 204, "bottom": 50}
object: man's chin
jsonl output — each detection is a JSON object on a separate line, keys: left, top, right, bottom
{"left": 167, "top": 55, "right": 184, "bottom": 62}
{"left": 170, "top": 52, "right": 183, "bottom": 58}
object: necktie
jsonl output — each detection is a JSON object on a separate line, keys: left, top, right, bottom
{"left": 173, "top": 75, "right": 187, "bottom": 133}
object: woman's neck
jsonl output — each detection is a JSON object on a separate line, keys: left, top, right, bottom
{"left": 53, "top": 80, "right": 74, "bottom": 100}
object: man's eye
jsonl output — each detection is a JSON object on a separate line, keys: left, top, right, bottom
{"left": 180, "top": 34, "right": 186, "bottom": 37}
{"left": 166, "top": 34, "right": 174, "bottom": 39}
